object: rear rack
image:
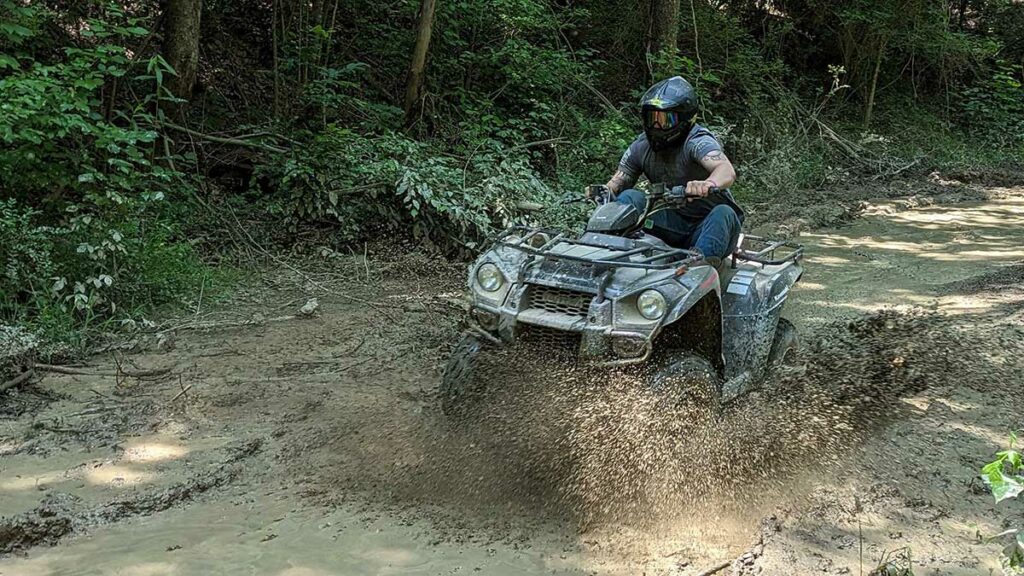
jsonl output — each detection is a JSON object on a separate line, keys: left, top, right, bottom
{"left": 732, "top": 235, "right": 804, "bottom": 267}
{"left": 493, "top": 226, "right": 702, "bottom": 271}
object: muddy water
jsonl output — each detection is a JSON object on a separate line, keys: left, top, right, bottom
{"left": 0, "top": 494, "right": 578, "bottom": 576}
{"left": 2, "top": 193, "right": 1024, "bottom": 576}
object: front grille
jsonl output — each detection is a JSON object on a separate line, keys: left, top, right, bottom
{"left": 517, "top": 324, "right": 582, "bottom": 359}
{"left": 526, "top": 285, "right": 593, "bottom": 317}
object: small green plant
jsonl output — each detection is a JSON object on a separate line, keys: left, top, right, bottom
{"left": 982, "top": 432, "right": 1024, "bottom": 568}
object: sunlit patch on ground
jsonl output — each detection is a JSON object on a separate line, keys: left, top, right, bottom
{"left": 121, "top": 441, "right": 189, "bottom": 464}
{"left": 86, "top": 464, "right": 157, "bottom": 487}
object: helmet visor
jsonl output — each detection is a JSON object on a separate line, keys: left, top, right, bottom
{"left": 643, "top": 109, "right": 682, "bottom": 130}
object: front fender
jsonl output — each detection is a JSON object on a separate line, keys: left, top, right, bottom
{"left": 662, "top": 265, "right": 721, "bottom": 327}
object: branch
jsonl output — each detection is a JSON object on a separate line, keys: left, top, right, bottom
{"left": 692, "top": 561, "right": 733, "bottom": 573}
{"left": 164, "top": 314, "right": 300, "bottom": 332}
{"left": 0, "top": 370, "right": 35, "bottom": 393}
{"left": 34, "top": 364, "right": 171, "bottom": 378}
{"left": 159, "top": 122, "right": 289, "bottom": 154}
{"left": 509, "top": 137, "right": 567, "bottom": 152}
{"left": 695, "top": 561, "right": 731, "bottom": 576}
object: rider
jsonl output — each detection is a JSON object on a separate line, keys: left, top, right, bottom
{"left": 595, "top": 76, "right": 744, "bottom": 267}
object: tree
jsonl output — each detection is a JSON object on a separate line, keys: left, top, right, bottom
{"left": 163, "top": 0, "right": 202, "bottom": 100}
{"left": 404, "top": 0, "right": 437, "bottom": 123}
{"left": 648, "top": 0, "right": 681, "bottom": 68}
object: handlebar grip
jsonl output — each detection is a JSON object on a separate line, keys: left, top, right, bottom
{"left": 668, "top": 185, "right": 721, "bottom": 200}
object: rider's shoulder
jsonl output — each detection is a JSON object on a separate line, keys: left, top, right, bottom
{"left": 688, "top": 124, "right": 716, "bottom": 139}
{"left": 628, "top": 133, "right": 652, "bottom": 153}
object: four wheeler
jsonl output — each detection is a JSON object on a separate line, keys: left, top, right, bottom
{"left": 441, "top": 184, "right": 803, "bottom": 416}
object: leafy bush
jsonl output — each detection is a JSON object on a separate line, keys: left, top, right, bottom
{"left": 962, "top": 61, "right": 1024, "bottom": 147}
{"left": 0, "top": 2, "right": 208, "bottom": 344}
{"left": 266, "top": 128, "right": 576, "bottom": 250}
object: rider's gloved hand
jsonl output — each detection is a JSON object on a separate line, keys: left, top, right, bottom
{"left": 685, "top": 179, "right": 719, "bottom": 201}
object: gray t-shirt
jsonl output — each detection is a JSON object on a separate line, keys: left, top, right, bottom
{"left": 618, "top": 124, "right": 744, "bottom": 222}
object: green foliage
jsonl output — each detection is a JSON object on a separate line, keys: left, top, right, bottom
{"left": 982, "top": 433, "right": 1024, "bottom": 568}
{"left": 0, "top": 2, "right": 209, "bottom": 345}
{"left": 266, "top": 128, "right": 571, "bottom": 250}
{"left": 963, "top": 61, "right": 1024, "bottom": 146}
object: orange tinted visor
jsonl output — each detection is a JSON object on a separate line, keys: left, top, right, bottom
{"left": 643, "top": 110, "right": 682, "bottom": 130}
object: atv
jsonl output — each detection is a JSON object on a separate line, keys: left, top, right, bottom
{"left": 441, "top": 183, "right": 803, "bottom": 417}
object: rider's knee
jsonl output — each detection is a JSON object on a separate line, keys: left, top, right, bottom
{"left": 616, "top": 189, "right": 646, "bottom": 211}
{"left": 709, "top": 204, "right": 740, "bottom": 228}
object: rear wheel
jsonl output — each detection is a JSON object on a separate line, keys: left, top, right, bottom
{"left": 650, "top": 354, "right": 722, "bottom": 417}
{"left": 768, "top": 317, "right": 799, "bottom": 369}
{"left": 440, "top": 334, "right": 485, "bottom": 418}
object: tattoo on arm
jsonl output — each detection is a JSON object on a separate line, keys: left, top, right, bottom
{"left": 702, "top": 150, "right": 727, "bottom": 163}
{"left": 606, "top": 171, "right": 635, "bottom": 194}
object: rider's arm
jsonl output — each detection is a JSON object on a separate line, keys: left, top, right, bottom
{"left": 605, "top": 170, "right": 637, "bottom": 195}
{"left": 686, "top": 150, "right": 737, "bottom": 197}
{"left": 602, "top": 140, "right": 642, "bottom": 195}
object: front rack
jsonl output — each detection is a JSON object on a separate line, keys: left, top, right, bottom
{"left": 492, "top": 226, "right": 703, "bottom": 271}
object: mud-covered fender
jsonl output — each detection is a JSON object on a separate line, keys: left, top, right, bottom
{"left": 654, "top": 265, "right": 725, "bottom": 372}
{"left": 662, "top": 265, "right": 721, "bottom": 326}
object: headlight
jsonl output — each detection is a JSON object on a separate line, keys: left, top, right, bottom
{"left": 476, "top": 263, "right": 504, "bottom": 292}
{"left": 528, "top": 233, "right": 550, "bottom": 249}
{"left": 637, "top": 290, "right": 667, "bottom": 320}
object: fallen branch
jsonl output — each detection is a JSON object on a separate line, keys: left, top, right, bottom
{"left": 872, "top": 156, "right": 923, "bottom": 180}
{"left": 0, "top": 369, "right": 35, "bottom": 393}
{"left": 168, "top": 384, "right": 193, "bottom": 404}
{"left": 167, "top": 314, "right": 299, "bottom": 332}
{"left": 34, "top": 364, "right": 171, "bottom": 378}
{"left": 159, "top": 122, "right": 288, "bottom": 154}
{"left": 695, "top": 561, "right": 731, "bottom": 576}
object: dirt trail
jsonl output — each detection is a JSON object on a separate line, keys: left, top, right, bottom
{"left": 2, "top": 186, "right": 1023, "bottom": 576}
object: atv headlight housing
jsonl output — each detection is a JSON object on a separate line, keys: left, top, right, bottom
{"left": 476, "top": 263, "right": 504, "bottom": 292}
{"left": 637, "top": 290, "right": 667, "bottom": 320}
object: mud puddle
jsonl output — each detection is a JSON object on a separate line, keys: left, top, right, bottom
{"left": 2, "top": 191, "right": 1024, "bottom": 575}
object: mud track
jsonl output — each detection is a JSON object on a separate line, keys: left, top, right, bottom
{"left": 2, "top": 181, "right": 1023, "bottom": 575}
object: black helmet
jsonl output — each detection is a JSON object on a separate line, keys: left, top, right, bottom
{"left": 640, "top": 76, "right": 699, "bottom": 151}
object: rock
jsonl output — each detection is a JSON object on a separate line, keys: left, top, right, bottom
{"left": 299, "top": 298, "right": 320, "bottom": 317}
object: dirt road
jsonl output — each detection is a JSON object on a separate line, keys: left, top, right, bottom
{"left": 2, "top": 182, "right": 1023, "bottom": 576}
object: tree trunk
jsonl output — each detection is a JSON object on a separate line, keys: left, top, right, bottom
{"left": 404, "top": 0, "right": 437, "bottom": 123}
{"left": 163, "top": 0, "right": 203, "bottom": 100}
{"left": 648, "top": 0, "right": 681, "bottom": 59}
{"left": 863, "top": 37, "right": 888, "bottom": 130}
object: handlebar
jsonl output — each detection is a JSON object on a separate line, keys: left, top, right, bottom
{"left": 584, "top": 183, "right": 720, "bottom": 203}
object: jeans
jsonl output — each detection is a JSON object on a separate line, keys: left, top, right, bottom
{"left": 616, "top": 189, "right": 741, "bottom": 259}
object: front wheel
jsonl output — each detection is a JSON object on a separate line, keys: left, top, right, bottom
{"left": 440, "top": 334, "right": 485, "bottom": 418}
{"left": 650, "top": 354, "right": 722, "bottom": 418}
